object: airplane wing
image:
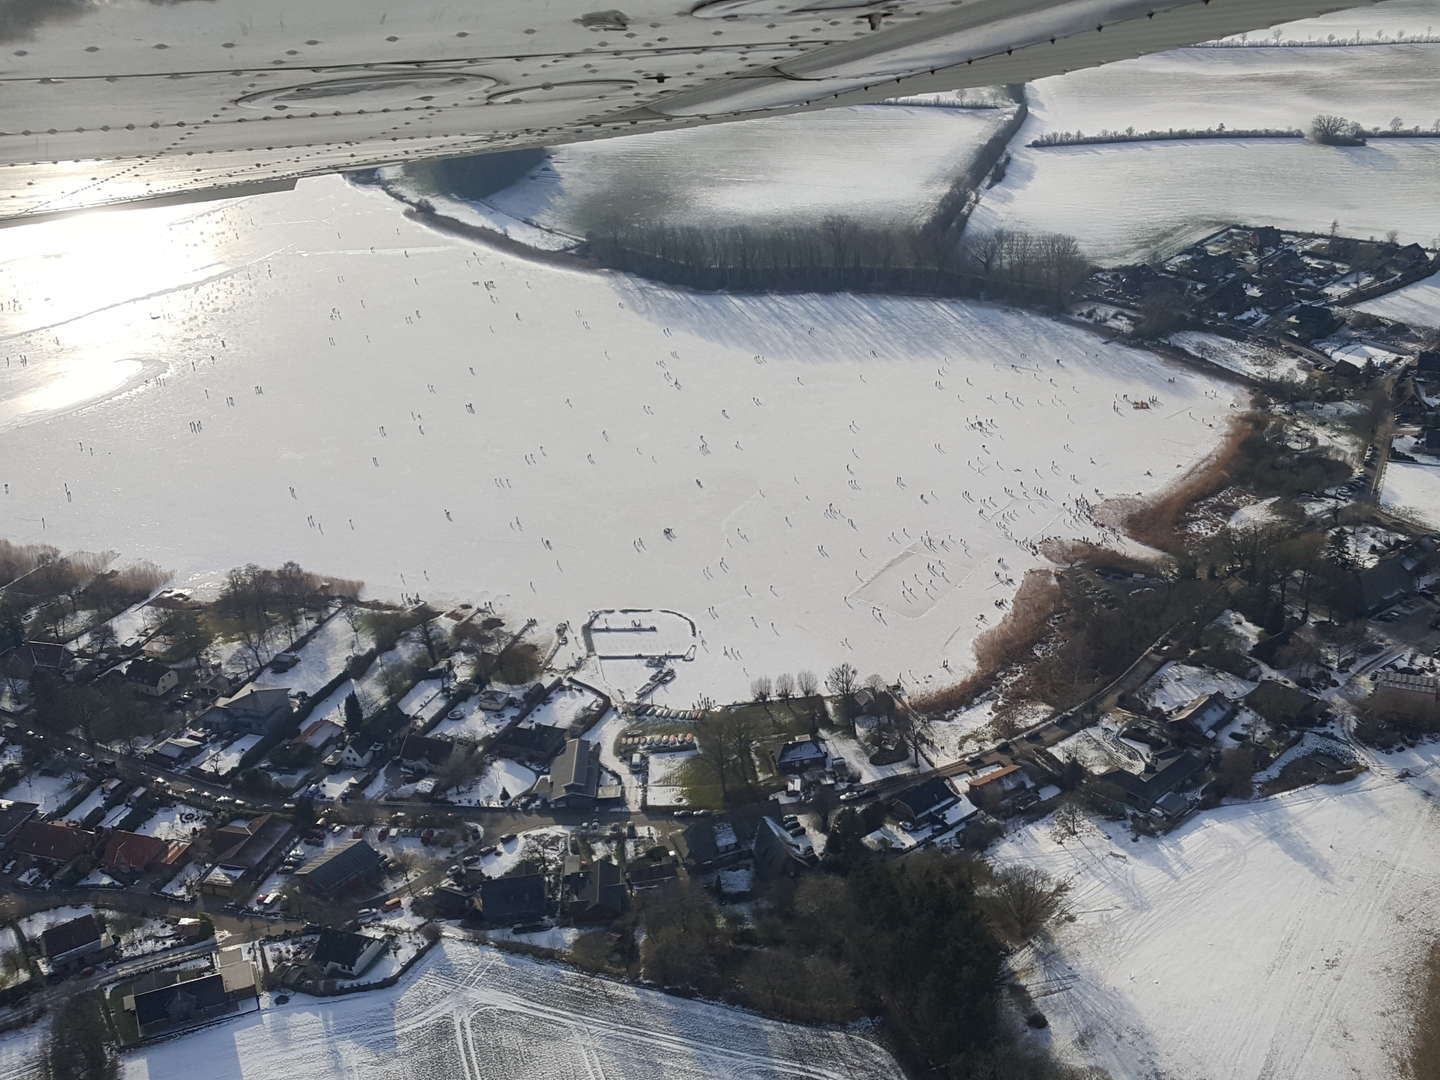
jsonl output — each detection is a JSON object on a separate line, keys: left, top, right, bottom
{"left": 0, "top": 0, "right": 1367, "bottom": 224}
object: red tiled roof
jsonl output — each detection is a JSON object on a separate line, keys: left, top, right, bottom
{"left": 101, "top": 831, "right": 188, "bottom": 874}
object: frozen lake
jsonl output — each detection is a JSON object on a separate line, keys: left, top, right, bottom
{"left": 0, "top": 176, "right": 1239, "bottom": 703}
{"left": 121, "top": 939, "right": 902, "bottom": 1080}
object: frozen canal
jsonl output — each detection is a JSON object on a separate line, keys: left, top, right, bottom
{"left": 121, "top": 940, "right": 902, "bottom": 1080}
{"left": 0, "top": 176, "right": 1241, "bottom": 702}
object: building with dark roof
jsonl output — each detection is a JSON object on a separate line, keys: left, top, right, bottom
{"left": 200, "top": 814, "right": 296, "bottom": 899}
{"left": 124, "top": 953, "right": 258, "bottom": 1043}
{"left": 625, "top": 848, "right": 680, "bottom": 890}
{"left": 490, "top": 723, "right": 568, "bottom": 764}
{"left": 311, "top": 929, "right": 387, "bottom": 978}
{"left": 752, "top": 817, "right": 816, "bottom": 881}
{"left": 1244, "top": 682, "right": 1323, "bottom": 727}
{"left": 889, "top": 778, "right": 962, "bottom": 827}
{"left": 1168, "top": 692, "right": 1236, "bottom": 742}
{"left": 775, "top": 738, "right": 828, "bottom": 776}
{"left": 534, "top": 738, "right": 603, "bottom": 807}
{"left": 397, "top": 733, "right": 452, "bottom": 771}
{"left": 476, "top": 873, "right": 548, "bottom": 925}
{"left": 10, "top": 822, "right": 97, "bottom": 868}
{"left": 1093, "top": 750, "right": 1208, "bottom": 816}
{"left": 0, "top": 800, "right": 38, "bottom": 849}
{"left": 38, "top": 914, "right": 110, "bottom": 972}
{"left": 0, "top": 641, "right": 73, "bottom": 681}
{"left": 562, "top": 859, "right": 627, "bottom": 924}
{"left": 125, "top": 658, "right": 178, "bottom": 697}
{"left": 293, "top": 838, "right": 385, "bottom": 898}
{"left": 202, "top": 687, "right": 295, "bottom": 736}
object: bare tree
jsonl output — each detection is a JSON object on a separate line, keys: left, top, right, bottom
{"left": 774, "top": 672, "right": 795, "bottom": 701}
{"left": 796, "top": 670, "right": 818, "bottom": 697}
{"left": 826, "top": 663, "right": 858, "bottom": 700}
{"left": 750, "top": 675, "right": 772, "bottom": 704}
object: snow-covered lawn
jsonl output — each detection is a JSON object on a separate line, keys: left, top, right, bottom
{"left": 1167, "top": 332, "right": 1307, "bottom": 383}
{"left": 195, "top": 735, "right": 261, "bottom": 778}
{"left": 249, "top": 611, "right": 365, "bottom": 697}
{"left": 445, "top": 757, "right": 536, "bottom": 807}
{"left": 1, "top": 772, "right": 87, "bottom": 817}
{"left": 122, "top": 939, "right": 901, "bottom": 1080}
{"left": 132, "top": 803, "right": 208, "bottom": 842}
{"left": 1381, "top": 461, "right": 1440, "bottom": 528}
{"left": 997, "top": 750, "right": 1440, "bottom": 1080}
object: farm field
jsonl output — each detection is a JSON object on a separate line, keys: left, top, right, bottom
{"left": 972, "top": 135, "right": 1440, "bottom": 265}
{"left": 1356, "top": 269, "right": 1440, "bottom": 326}
{"left": 0, "top": 175, "right": 1240, "bottom": 704}
{"left": 997, "top": 747, "right": 1440, "bottom": 1080}
{"left": 481, "top": 103, "right": 1016, "bottom": 237}
{"left": 119, "top": 940, "right": 903, "bottom": 1080}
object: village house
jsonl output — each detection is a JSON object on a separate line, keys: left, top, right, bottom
{"left": 293, "top": 838, "right": 385, "bottom": 898}
{"left": 671, "top": 821, "right": 743, "bottom": 873}
{"left": 1167, "top": 692, "right": 1237, "bottom": 744}
{"left": 775, "top": 738, "right": 828, "bottom": 777}
{"left": 965, "top": 763, "right": 1036, "bottom": 808}
{"left": 310, "top": 929, "right": 388, "bottom": 978}
{"left": 475, "top": 873, "right": 548, "bottom": 925}
{"left": 292, "top": 717, "right": 343, "bottom": 755}
{"left": 889, "top": 778, "right": 965, "bottom": 829}
{"left": 626, "top": 847, "right": 681, "bottom": 890}
{"left": 490, "top": 723, "right": 568, "bottom": 765}
{"left": 199, "top": 814, "right": 297, "bottom": 899}
{"left": 1244, "top": 681, "right": 1324, "bottom": 728}
{"left": 101, "top": 830, "right": 190, "bottom": 880}
{"left": 150, "top": 736, "right": 204, "bottom": 765}
{"left": 122, "top": 950, "right": 258, "bottom": 1043}
{"left": 0, "top": 800, "right": 38, "bottom": 850}
{"left": 10, "top": 821, "right": 97, "bottom": 875}
{"left": 1092, "top": 749, "right": 1208, "bottom": 820}
{"left": 533, "top": 738, "right": 605, "bottom": 808}
{"left": 38, "top": 914, "right": 112, "bottom": 975}
{"left": 0, "top": 641, "right": 74, "bottom": 682}
{"left": 124, "top": 658, "right": 178, "bottom": 698}
{"left": 752, "top": 816, "right": 816, "bottom": 881}
{"left": 562, "top": 858, "right": 628, "bottom": 923}
{"left": 397, "top": 733, "right": 452, "bottom": 773}
{"left": 202, "top": 687, "right": 295, "bottom": 737}
{"left": 334, "top": 741, "right": 376, "bottom": 769}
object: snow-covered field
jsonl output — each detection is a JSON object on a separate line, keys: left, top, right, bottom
{"left": 482, "top": 104, "right": 1015, "bottom": 236}
{"left": 999, "top": 749, "right": 1440, "bottom": 1080}
{"left": 1381, "top": 460, "right": 1440, "bottom": 527}
{"left": 1356, "top": 269, "right": 1440, "bottom": 327}
{"left": 973, "top": 134, "right": 1440, "bottom": 265}
{"left": 120, "top": 938, "right": 900, "bottom": 1080}
{"left": 1027, "top": 44, "right": 1440, "bottom": 135}
{"left": 0, "top": 176, "right": 1240, "bottom": 704}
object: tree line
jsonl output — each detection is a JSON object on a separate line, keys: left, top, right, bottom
{"left": 585, "top": 217, "right": 1090, "bottom": 309}
{"left": 1032, "top": 125, "right": 1303, "bottom": 147}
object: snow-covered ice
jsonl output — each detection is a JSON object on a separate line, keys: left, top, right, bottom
{"left": 0, "top": 176, "right": 1242, "bottom": 704}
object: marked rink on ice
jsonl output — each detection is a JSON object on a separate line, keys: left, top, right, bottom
{"left": 0, "top": 175, "right": 1242, "bottom": 703}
